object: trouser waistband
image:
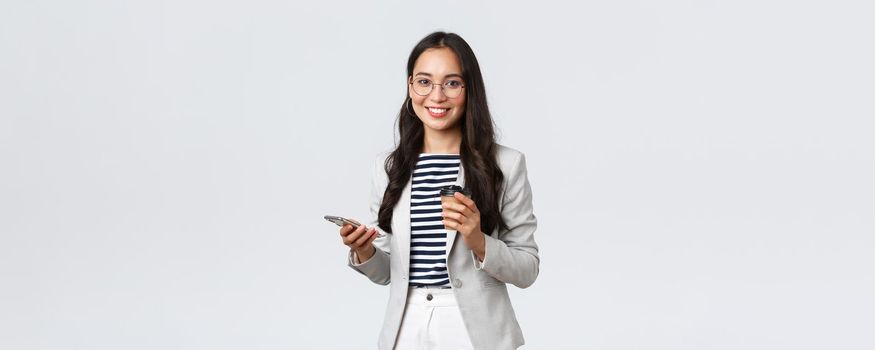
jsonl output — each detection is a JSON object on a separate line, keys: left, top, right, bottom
{"left": 406, "top": 287, "right": 457, "bottom": 306}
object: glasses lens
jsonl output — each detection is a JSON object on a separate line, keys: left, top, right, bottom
{"left": 412, "top": 79, "right": 432, "bottom": 96}
{"left": 443, "top": 80, "right": 464, "bottom": 98}
{"left": 443, "top": 86, "right": 461, "bottom": 98}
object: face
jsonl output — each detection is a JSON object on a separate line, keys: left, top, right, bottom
{"left": 409, "top": 47, "right": 466, "bottom": 133}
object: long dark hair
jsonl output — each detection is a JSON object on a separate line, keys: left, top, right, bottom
{"left": 377, "top": 32, "right": 507, "bottom": 236}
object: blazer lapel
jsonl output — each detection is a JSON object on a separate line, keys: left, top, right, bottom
{"left": 446, "top": 161, "right": 465, "bottom": 255}
{"left": 393, "top": 176, "right": 413, "bottom": 270}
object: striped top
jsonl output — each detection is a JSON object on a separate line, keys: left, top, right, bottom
{"left": 408, "top": 153, "right": 460, "bottom": 288}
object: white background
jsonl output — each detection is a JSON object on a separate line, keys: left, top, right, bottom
{"left": 2, "top": 0, "right": 873, "bottom": 349}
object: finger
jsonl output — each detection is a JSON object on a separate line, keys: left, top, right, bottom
{"left": 353, "top": 227, "right": 376, "bottom": 247}
{"left": 339, "top": 224, "right": 356, "bottom": 237}
{"left": 442, "top": 219, "right": 460, "bottom": 230}
{"left": 365, "top": 229, "right": 380, "bottom": 245}
{"left": 454, "top": 192, "right": 479, "bottom": 213}
{"left": 341, "top": 223, "right": 367, "bottom": 236}
{"left": 443, "top": 203, "right": 474, "bottom": 219}
{"left": 442, "top": 210, "right": 467, "bottom": 223}
{"left": 443, "top": 220, "right": 466, "bottom": 233}
{"left": 442, "top": 201, "right": 470, "bottom": 214}
{"left": 343, "top": 224, "right": 367, "bottom": 245}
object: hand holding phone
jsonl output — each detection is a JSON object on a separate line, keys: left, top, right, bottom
{"left": 326, "top": 214, "right": 382, "bottom": 263}
{"left": 324, "top": 215, "right": 384, "bottom": 238}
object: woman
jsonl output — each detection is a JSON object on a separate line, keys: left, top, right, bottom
{"left": 338, "top": 31, "right": 539, "bottom": 350}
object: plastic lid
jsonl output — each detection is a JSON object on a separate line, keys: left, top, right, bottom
{"left": 440, "top": 185, "right": 471, "bottom": 197}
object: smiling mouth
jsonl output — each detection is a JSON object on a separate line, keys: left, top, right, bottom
{"left": 426, "top": 107, "right": 449, "bottom": 117}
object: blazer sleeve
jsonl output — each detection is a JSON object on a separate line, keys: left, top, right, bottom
{"left": 346, "top": 153, "right": 392, "bottom": 285}
{"left": 474, "top": 152, "right": 540, "bottom": 288}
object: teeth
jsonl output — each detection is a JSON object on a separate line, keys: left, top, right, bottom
{"left": 428, "top": 107, "right": 448, "bottom": 113}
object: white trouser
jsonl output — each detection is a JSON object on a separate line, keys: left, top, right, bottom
{"left": 393, "top": 286, "right": 475, "bottom": 350}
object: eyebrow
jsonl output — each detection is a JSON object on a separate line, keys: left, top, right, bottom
{"left": 414, "top": 72, "right": 464, "bottom": 79}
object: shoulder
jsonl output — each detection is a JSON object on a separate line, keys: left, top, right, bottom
{"left": 370, "top": 150, "right": 393, "bottom": 184}
{"left": 494, "top": 144, "right": 533, "bottom": 204}
{"left": 374, "top": 150, "right": 392, "bottom": 168}
{"left": 495, "top": 143, "right": 526, "bottom": 173}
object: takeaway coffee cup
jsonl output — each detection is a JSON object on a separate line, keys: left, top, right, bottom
{"left": 440, "top": 185, "right": 472, "bottom": 232}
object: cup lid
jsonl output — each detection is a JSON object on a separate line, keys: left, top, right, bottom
{"left": 440, "top": 185, "right": 471, "bottom": 196}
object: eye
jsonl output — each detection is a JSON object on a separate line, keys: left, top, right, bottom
{"left": 416, "top": 79, "right": 431, "bottom": 86}
{"left": 445, "top": 80, "right": 463, "bottom": 88}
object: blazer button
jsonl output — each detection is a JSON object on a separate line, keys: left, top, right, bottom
{"left": 426, "top": 294, "right": 433, "bottom": 301}
{"left": 453, "top": 279, "right": 462, "bottom": 288}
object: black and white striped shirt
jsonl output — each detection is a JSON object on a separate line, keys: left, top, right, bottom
{"left": 408, "top": 153, "right": 460, "bottom": 288}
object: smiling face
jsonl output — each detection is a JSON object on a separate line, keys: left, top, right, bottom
{"left": 409, "top": 47, "right": 466, "bottom": 135}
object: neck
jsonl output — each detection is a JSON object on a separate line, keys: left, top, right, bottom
{"left": 422, "top": 127, "right": 462, "bottom": 154}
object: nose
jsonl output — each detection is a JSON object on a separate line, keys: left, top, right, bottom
{"left": 428, "top": 84, "right": 449, "bottom": 102}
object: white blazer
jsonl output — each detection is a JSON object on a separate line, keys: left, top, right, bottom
{"left": 348, "top": 144, "right": 539, "bottom": 350}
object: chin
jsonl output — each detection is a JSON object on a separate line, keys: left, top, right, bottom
{"left": 427, "top": 119, "right": 459, "bottom": 130}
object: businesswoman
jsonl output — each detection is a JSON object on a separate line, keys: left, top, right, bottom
{"left": 338, "top": 31, "right": 539, "bottom": 350}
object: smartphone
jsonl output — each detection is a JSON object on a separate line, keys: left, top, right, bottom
{"left": 324, "top": 215, "right": 360, "bottom": 228}
{"left": 324, "top": 215, "right": 385, "bottom": 238}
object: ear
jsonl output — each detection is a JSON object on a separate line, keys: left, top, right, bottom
{"left": 407, "top": 76, "right": 415, "bottom": 100}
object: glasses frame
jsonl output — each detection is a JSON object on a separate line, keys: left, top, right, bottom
{"left": 408, "top": 77, "right": 466, "bottom": 98}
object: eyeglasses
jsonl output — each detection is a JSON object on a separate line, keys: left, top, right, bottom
{"left": 409, "top": 77, "right": 465, "bottom": 98}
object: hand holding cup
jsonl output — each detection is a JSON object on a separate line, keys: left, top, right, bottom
{"left": 440, "top": 186, "right": 486, "bottom": 260}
